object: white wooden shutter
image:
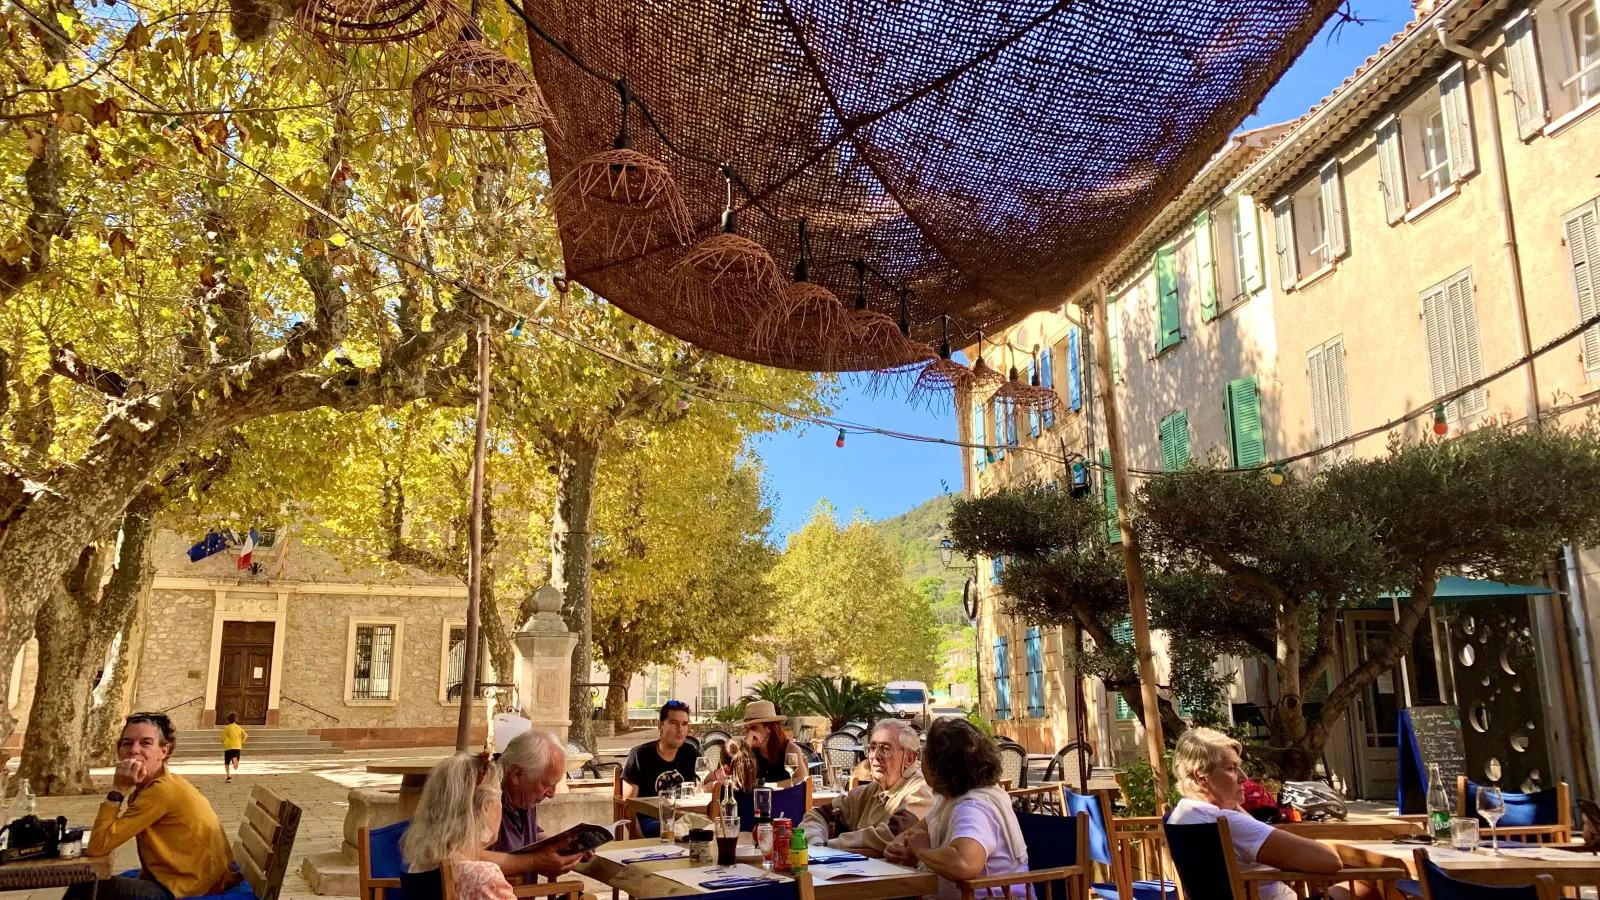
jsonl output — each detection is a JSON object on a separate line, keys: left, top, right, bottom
{"left": 1307, "top": 343, "right": 1331, "bottom": 453}
{"left": 1319, "top": 160, "right": 1349, "bottom": 260}
{"left": 1238, "top": 193, "right": 1265, "bottom": 293}
{"left": 1325, "top": 336, "right": 1351, "bottom": 459}
{"left": 1423, "top": 285, "right": 1453, "bottom": 404}
{"left": 1504, "top": 11, "right": 1548, "bottom": 141}
{"left": 1273, "top": 196, "right": 1298, "bottom": 290}
{"left": 1446, "top": 271, "right": 1487, "bottom": 417}
{"left": 1438, "top": 63, "right": 1478, "bottom": 180}
{"left": 1564, "top": 203, "right": 1600, "bottom": 378}
{"left": 1376, "top": 116, "right": 1407, "bottom": 224}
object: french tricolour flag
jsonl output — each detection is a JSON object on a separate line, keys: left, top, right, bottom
{"left": 236, "top": 528, "right": 260, "bottom": 571}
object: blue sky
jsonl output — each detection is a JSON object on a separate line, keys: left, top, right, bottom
{"left": 753, "top": 0, "right": 1415, "bottom": 541}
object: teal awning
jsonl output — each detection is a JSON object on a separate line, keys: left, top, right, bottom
{"left": 1346, "top": 576, "right": 1555, "bottom": 609}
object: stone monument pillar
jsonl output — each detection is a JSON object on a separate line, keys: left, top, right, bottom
{"left": 515, "top": 583, "right": 579, "bottom": 739}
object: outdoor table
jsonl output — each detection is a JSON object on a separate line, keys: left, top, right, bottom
{"left": 0, "top": 855, "right": 112, "bottom": 893}
{"left": 1330, "top": 839, "right": 1600, "bottom": 887}
{"left": 578, "top": 835, "right": 936, "bottom": 900}
{"left": 369, "top": 753, "right": 593, "bottom": 817}
{"left": 1280, "top": 819, "right": 1426, "bottom": 841}
{"left": 625, "top": 792, "right": 719, "bottom": 822}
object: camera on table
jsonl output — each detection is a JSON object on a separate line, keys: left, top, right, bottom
{"left": 0, "top": 815, "right": 65, "bottom": 864}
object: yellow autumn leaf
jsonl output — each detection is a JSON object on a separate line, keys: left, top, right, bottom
{"left": 44, "top": 63, "right": 72, "bottom": 90}
{"left": 329, "top": 233, "right": 349, "bottom": 248}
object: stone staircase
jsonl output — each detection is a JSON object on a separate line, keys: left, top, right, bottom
{"left": 171, "top": 727, "right": 343, "bottom": 760}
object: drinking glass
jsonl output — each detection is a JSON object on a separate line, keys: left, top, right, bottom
{"left": 811, "top": 774, "right": 824, "bottom": 795}
{"left": 715, "top": 815, "right": 741, "bottom": 866}
{"left": 695, "top": 757, "right": 711, "bottom": 787}
{"left": 835, "top": 767, "right": 853, "bottom": 790}
{"left": 1477, "top": 787, "right": 1505, "bottom": 854}
{"left": 1449, "top": 817, "right": 1479, "bottom": 852}
{"left": 659, "top": 784, "right": 679, "bottom": 844}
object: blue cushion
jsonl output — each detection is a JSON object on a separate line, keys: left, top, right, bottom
{"left": 1397, "top": 879, "right": 1422, "bottom": 897}
{"left": 1462, "top": 782, "right": 1559, "bottom": 828}
{"left": 1063, "top": 790, "right": 1112, "bottom": 866}
{"left": 731, "top": 783, "right": 808, "bottom": 834}
{"left": 1419, "top": 853, "right": 1539, "bottom": 900}
{"left": 1093, "top": 880, "right": 1179, "bottom": 900}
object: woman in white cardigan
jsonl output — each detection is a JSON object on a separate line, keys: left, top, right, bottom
{"left": 884, "top": 719, "right": 1028, "bottom": 900}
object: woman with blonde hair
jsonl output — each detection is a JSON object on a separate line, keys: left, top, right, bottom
{"left": 402, "top": 753, "right": 519, "bottom": 900}
{"left": 1167, "top": 728, "right": 1343, "bottom": 900}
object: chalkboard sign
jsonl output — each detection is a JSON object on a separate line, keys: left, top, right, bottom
{"left": 1398, "top": 705, "right": 1467, "bottom": 814}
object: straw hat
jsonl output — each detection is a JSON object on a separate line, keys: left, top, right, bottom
{"left": 740, "top": 700, "right": 785, "bottom": 726}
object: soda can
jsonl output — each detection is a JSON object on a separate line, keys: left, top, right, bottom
{"left": 771, "top": 817, "right": 792, "bottom": 873}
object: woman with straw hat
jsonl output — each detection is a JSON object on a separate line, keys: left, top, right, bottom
{"left": 740, "top": 700, "right": 807, "bottom": 786}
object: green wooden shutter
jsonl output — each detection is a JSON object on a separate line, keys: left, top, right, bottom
{"left": 1100, "top": 449, "right": 1120, "bottom": 544}
{"left": 1160, "top": 411, "right": 1190, "bottom": 471}
{"left": 1156, "top": 245, "right": 1182, "bottom": 351}
{"left": 1227, "top": 376, "right": 1265, "bottom": 468}
{"left": 1195, "top": 211, "right": 1218, "bottom": 322}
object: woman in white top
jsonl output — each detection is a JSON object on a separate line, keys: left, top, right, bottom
{"left": 884, "top": 718, "right": 1028, "bottom": 900}
{"left": 1167, "top": 728, "right": 1343, "bottom": 900}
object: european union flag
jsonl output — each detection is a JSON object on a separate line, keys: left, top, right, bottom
{"left": 187, "top": 531, "right": 230, "bottom": 562}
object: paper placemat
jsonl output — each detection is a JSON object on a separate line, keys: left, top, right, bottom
{"left": 810, "top": 859, "right": 918, "bottom": 883}
{"left": 656, "top": 864, "right": 792, "bottom": 890}
{"left": 593, "top": 845, "right": 691, "bottom": 864}
{"left": 809, "top": 847, "right": 866, "bottom": 862}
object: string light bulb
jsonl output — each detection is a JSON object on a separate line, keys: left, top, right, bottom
{"left": 835, "top": 428, "right": 847, "bottom": 448}
{"left": 677, "top": 390, "right": 690, "bottom": 411}
{"left": 1433, "top": 403, "right": 1449, "bottom": 436}
{"left": 511, "top": 317, "right": 524, "bottom": 337}
{"left": 1266, "top": 462, "right": 1285, "bottom": 486}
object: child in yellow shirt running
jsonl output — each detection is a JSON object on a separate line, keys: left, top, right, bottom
{"left": 220, "top": 713, "right": 247, "bottom": 783}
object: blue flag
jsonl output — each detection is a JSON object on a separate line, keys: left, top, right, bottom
{"left": 187, "top": 531, "right": 230, "bottom": 562}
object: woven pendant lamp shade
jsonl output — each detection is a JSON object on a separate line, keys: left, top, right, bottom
{"left": 968, "top": 354, "right": 1004, "bottom": 394}
{"left": 412, "top": 38, "right": 559, "bottom": 135}
{"left": 550, "top": 149, "right": 693, "bottom": 259}
{"left": 754, "top": 280, "right": 851, "bottom": 364}
{"left": 994, "top": 366, "right": 1060, "bottom": 416}
{"left": 295, "top": 0, "right": 460, "bottom": 44}
{"left": 668, "top": 230, "right": 785, "bottom": 324}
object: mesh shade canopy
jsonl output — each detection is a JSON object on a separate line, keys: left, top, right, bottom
{"left": 524, "top": 0, "right": 1342, "bottom": 371}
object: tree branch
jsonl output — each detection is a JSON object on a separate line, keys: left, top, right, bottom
{"left": 50, "top": 345, "right": 129, "bottom": 398}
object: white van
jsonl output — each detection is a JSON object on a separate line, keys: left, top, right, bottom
{"left": 882, "top": 681, "right": 932, "bottom": 722}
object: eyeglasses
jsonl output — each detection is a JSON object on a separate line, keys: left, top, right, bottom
{"left": 866, "top": 742, "right": 900, "bottom": 757}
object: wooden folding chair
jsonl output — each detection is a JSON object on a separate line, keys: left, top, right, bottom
{"left": 233, "top": 785, "right": 303, "bottom": 900}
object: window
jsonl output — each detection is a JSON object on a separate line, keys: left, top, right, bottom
{"left": 1111, "top": 619, "right": 1136, "bottom": 721}
{"left": 1024, "top": 627, "right": 1046, "bottom": 718}
{"left": 1509, "top": 2, "right": 1600, "bottom": 136}
{"left": 642, "top": 665, "right": 674, "bottom": 708}
{"left": 1195, "top": 210, "right": 1219, "bottom": 323}
{"left": 1027, "top": 356, "right": 1041, "bottom": 438}
{"left": 1208, "top": 196, "right": 1265, "bottom": 317}
{"left": 1041, "top": 345, "right": 1058, "bottom": 426}
{"left": 1376, "top": 65, "right": 1476, "bottom": 223}
{"left": 443, "top": 625, "right": 486, "bottom": 702}
{"left": 1065, "top": 328, "right": 1082, "bottom": 413}
{"left": 1100, "top": 449, "right": 1120, "bottom": 544}
{"left": 973, "top": 398, "right": 987, "bottom": 471}
{"left": 1225, "top": 377, "right": 1266, "bottom": 469}
{"left": 1566, "top": 199, "right": 1600, "bottom": 380}
{"left": 993, "top": 637, "right": 1012, "bottom": 721}
{"left": 1155, "top": 244, "right": 1182, "bottom": 352}
{"left": 994, "top": 401, "right": 1007, "bottom": 460}
{"left": 1159, "top": 411, "right": 1190, "bottom": 471}
{"left": 1422, "top": 270, "right": 1487, "bottom": 425}
{"left": 990, "top": 556, "right": 1005, "bottom": 585}
{"left": 1005, "top": 399, "right": 1018, "bottom": 447}
{"left": 1308, "top": 336, "right": 1353, "bottom": 466}
{"left": 352, "top": 623, "right": 396, "bottom": 701}
{"left": 1273, "top": 162, "right": 1348, "bottom": 288}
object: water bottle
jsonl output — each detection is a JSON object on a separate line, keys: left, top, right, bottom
{"left": 1427, "top": 764, "right": 1453, "bottom": 843}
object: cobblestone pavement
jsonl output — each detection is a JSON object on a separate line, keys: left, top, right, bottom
{"left": 15, "top": 749, "right": 460, "bottom": 900}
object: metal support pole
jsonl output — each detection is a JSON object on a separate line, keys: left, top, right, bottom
{"left": 1084, "top": 283, "right": 1168, "bottom": 797}
{"left": 456, "top": 311, "right": 491, "bottom": 752}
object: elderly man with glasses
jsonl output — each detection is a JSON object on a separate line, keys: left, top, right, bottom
{"left": 800, "top": 719, "right": 933, "bottom": 856}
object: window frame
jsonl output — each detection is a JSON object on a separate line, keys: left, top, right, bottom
{"left": 346, "top": 617, "right": 403, "bottom": 705}
{"left": 993, "top": 636, "right": 1012, "bottom": 721}
{"left": 1559, "top": 0, "right": 1600, "bottom": 105}
{"left": 438, "top": 620, "right": 488, "bottom": 705}
{"left": 1421, "top": 268, "right": 1488, "bottom": 427}
{"left": 1308, "top": 335, "right": 1354, "bottom": 468}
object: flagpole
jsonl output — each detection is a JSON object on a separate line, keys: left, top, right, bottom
{"left": 457, "top": 311, "right": 491, "bottom": 752}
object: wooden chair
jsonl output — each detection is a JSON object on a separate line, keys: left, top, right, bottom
{"left": 1009, "top": 783, "right": 1067, "bottom": 816}
{"left": 357, "top": 822, "right": 409, "bottom": 900}
{"left": 408, "top": 862, "right": 585, "bottom": 900}
{"left": 955, "top": 810, "right": 1090, "bottom": 900}
{"left": 1101, "top": 814, "right": 1177, "bottom": 900}
{"left": 233, "top": 785, "right": 303, "bottom": 900}
{"left": 709, "top": 779, "right": 812, "bottom": 832}
{"left": 1456, "top": 778, "right": 1572, "bottom": 844}
{"left": 1165, "top": 816, "right": 1405, "bottom": 900}
{"left": 610, "top": 769, "right": 635, "bottom": 839}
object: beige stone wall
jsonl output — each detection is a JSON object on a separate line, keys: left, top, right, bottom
{"left": 132, "top": 588, "right": 219, "bottom": 731}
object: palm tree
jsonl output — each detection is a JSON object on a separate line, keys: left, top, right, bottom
{"left": 741, "top": 680, "right": 810, "bottom": 718}
{"left": 795, "top": 675, "right": 890, "bottom": 732}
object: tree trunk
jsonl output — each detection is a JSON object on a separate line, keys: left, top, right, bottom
{"left": 18, "top": 545, "right": 105, "bottom": 795}
{"left": 1273, "top": 601, "right": 1308, "bottom": 750}
{"left": 87, "top": 495, "right": 160, "bottom": 765}
{"left": 554, "top": 435, "right": 602, "bottom": 751}
{"left": 605, "top": 668, "right": 632, "bottom": 730}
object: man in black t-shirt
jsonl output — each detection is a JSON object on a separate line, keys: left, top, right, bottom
{"left": 622, "top": 699, "right": 699, "bottom": 800}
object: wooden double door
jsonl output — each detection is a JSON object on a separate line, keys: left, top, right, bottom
{"left": 216, "top": 621, "right": 274, "bottom": 725}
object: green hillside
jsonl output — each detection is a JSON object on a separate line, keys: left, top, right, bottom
{"left": 876, "top": 493, "right": 970, "bottom": 598}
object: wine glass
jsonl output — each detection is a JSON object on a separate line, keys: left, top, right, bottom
{"left": 695, "top": 756, "right": 711, "bottom": 787}
{"left": 1478, "top": 786, "right": 1505, "bottom": 854}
